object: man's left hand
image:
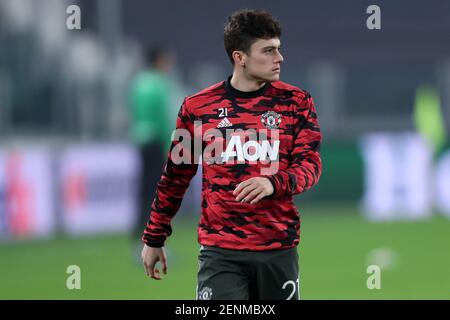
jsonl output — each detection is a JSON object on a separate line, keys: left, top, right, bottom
{"left": 233, "top": 177, "right": 274, "bottom": 204}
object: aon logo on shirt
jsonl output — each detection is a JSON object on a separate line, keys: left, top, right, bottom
{"left": 221, "top": 136, "right": 280, "bottom": 162}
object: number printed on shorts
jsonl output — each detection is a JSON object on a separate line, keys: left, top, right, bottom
{"left": 282, "top": 278, "right": 299, "bottom": 300}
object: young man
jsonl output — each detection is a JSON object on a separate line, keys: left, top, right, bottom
{"left": 141, "top": 9, "right": 322, "bottom": 300}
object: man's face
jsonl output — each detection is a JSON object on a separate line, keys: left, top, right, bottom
{"left": 242, "top": 38, "right": 284, "bottom": 82}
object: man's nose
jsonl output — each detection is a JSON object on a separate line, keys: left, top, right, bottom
{"left": 275, "top": 51, "right": 284, "bottom": 63}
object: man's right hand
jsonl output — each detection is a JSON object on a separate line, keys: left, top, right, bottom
{"left": 141, "top": 244, "right": 167, "bottom": 280}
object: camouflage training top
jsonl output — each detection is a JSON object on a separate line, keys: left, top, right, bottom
{"left": 143, "top": 77, "right": 322, "bottom": 251}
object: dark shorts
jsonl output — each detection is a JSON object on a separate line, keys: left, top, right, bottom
{"left": 196, "top": 245, "right": 300, "bottom": 300}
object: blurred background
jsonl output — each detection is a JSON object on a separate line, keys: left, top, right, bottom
{"left": 1, "top": 0, "right": 450, "bottom": 299}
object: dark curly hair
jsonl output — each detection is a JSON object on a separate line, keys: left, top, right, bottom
{"left": 224, "top": 9, "right": 282, "bottom": 64}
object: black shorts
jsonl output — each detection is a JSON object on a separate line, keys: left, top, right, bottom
{"left": 196, "top": 245, "right": 300, "bottom": 300}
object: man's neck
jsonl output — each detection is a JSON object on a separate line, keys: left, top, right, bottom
{"left": 230, "top": 72, "right": 266, "bottom": 92}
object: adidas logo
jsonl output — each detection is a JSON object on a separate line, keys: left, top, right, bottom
{"left": 217, "top": 117, "right": 233, "bottom": 128}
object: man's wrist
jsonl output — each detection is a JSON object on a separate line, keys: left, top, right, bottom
{"left": 142, "top": 236, "right": 165, "bottom": 248}
{"left": 264, "top": 176, "right": 278, "bottom": 198}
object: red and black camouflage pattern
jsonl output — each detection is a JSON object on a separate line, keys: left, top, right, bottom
{"left": 142, "top": 78, "right": 322, "bottom": 251}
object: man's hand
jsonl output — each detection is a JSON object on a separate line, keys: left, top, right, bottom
{"left": 233, "top": 177, "right": 274, "bottom": 204}
{"left": 141, "top": 244, "right": 167, "bottom": 280}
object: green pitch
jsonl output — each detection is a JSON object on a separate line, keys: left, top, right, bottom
{"left": 1, "top": 204, "right": 449, "bottom": 299}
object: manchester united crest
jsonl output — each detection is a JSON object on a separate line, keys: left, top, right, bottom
{"left": 198, "top": 286, "right": 213, "bottom": 300}
{"left": 261, "top": 111, "right": 282, "bottom": 129}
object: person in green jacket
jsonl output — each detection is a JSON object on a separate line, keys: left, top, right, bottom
{"left": 129, "top": 45, "right": 175, "bottom": 242}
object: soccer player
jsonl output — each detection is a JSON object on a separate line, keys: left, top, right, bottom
{"left": 141, "top": 9, "right": 322, "bottom": 300}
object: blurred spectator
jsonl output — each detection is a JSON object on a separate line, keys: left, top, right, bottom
{"left": 413, "top": 84, "right": 447, "bottom": 156}
{"left": 128, "top": 44, "right": 176, "bottom": 245}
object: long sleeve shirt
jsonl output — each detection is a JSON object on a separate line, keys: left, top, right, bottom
{"left": 142, "top": 77, "right": 322, "bottom": 251}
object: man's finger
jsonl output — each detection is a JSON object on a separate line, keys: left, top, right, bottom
{"left": 250, "top": 193, "right": 266, "bottom": 204}
{"left": 235, "top": 183, "right": 258, "bottom": 201}
{"left": 144, "top": 259, "right": 155, "bottom": 277}
{"left": 152, "top": 268, "right": 161, "bottom": 280}
{"left": 161, "top": 257, "right": 168, "bottom": 274}
{"left": 233, "top": 179, "right": 253, "bottom": 196}
{"left": 144, "top": 262, "right": 153, "bottom": 277}
{"left": 242, "top": 187, "right": 263, "bottom": 203}
{"left": 149, "top": 265, "right": 155, "bottom": 279}
{"left": 143, "top": 265, "right": 149, "bottom": 276}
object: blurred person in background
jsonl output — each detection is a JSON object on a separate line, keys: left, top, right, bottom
{"left": 141, "top": 9, "right": 322, "bottom": 300}
{"left": 129, "top": 45, "right": 176, "bottom": 252}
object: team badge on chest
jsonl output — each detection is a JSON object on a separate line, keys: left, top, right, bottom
{"left": 261, "top": 111, "right": 282, "bottom": 129}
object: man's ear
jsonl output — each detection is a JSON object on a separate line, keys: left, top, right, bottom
{"left": 232, "top": 51, "right": 246, "bottom": 67}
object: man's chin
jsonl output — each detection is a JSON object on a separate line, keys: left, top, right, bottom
{"left": 252, "top": 73, "right": 280, "bottom": 83}
{"left": 260, "top": 74, "right": 280, "bottom": 82}
{"left": 269, "top": 75, "right": 280, "bottom": 82}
